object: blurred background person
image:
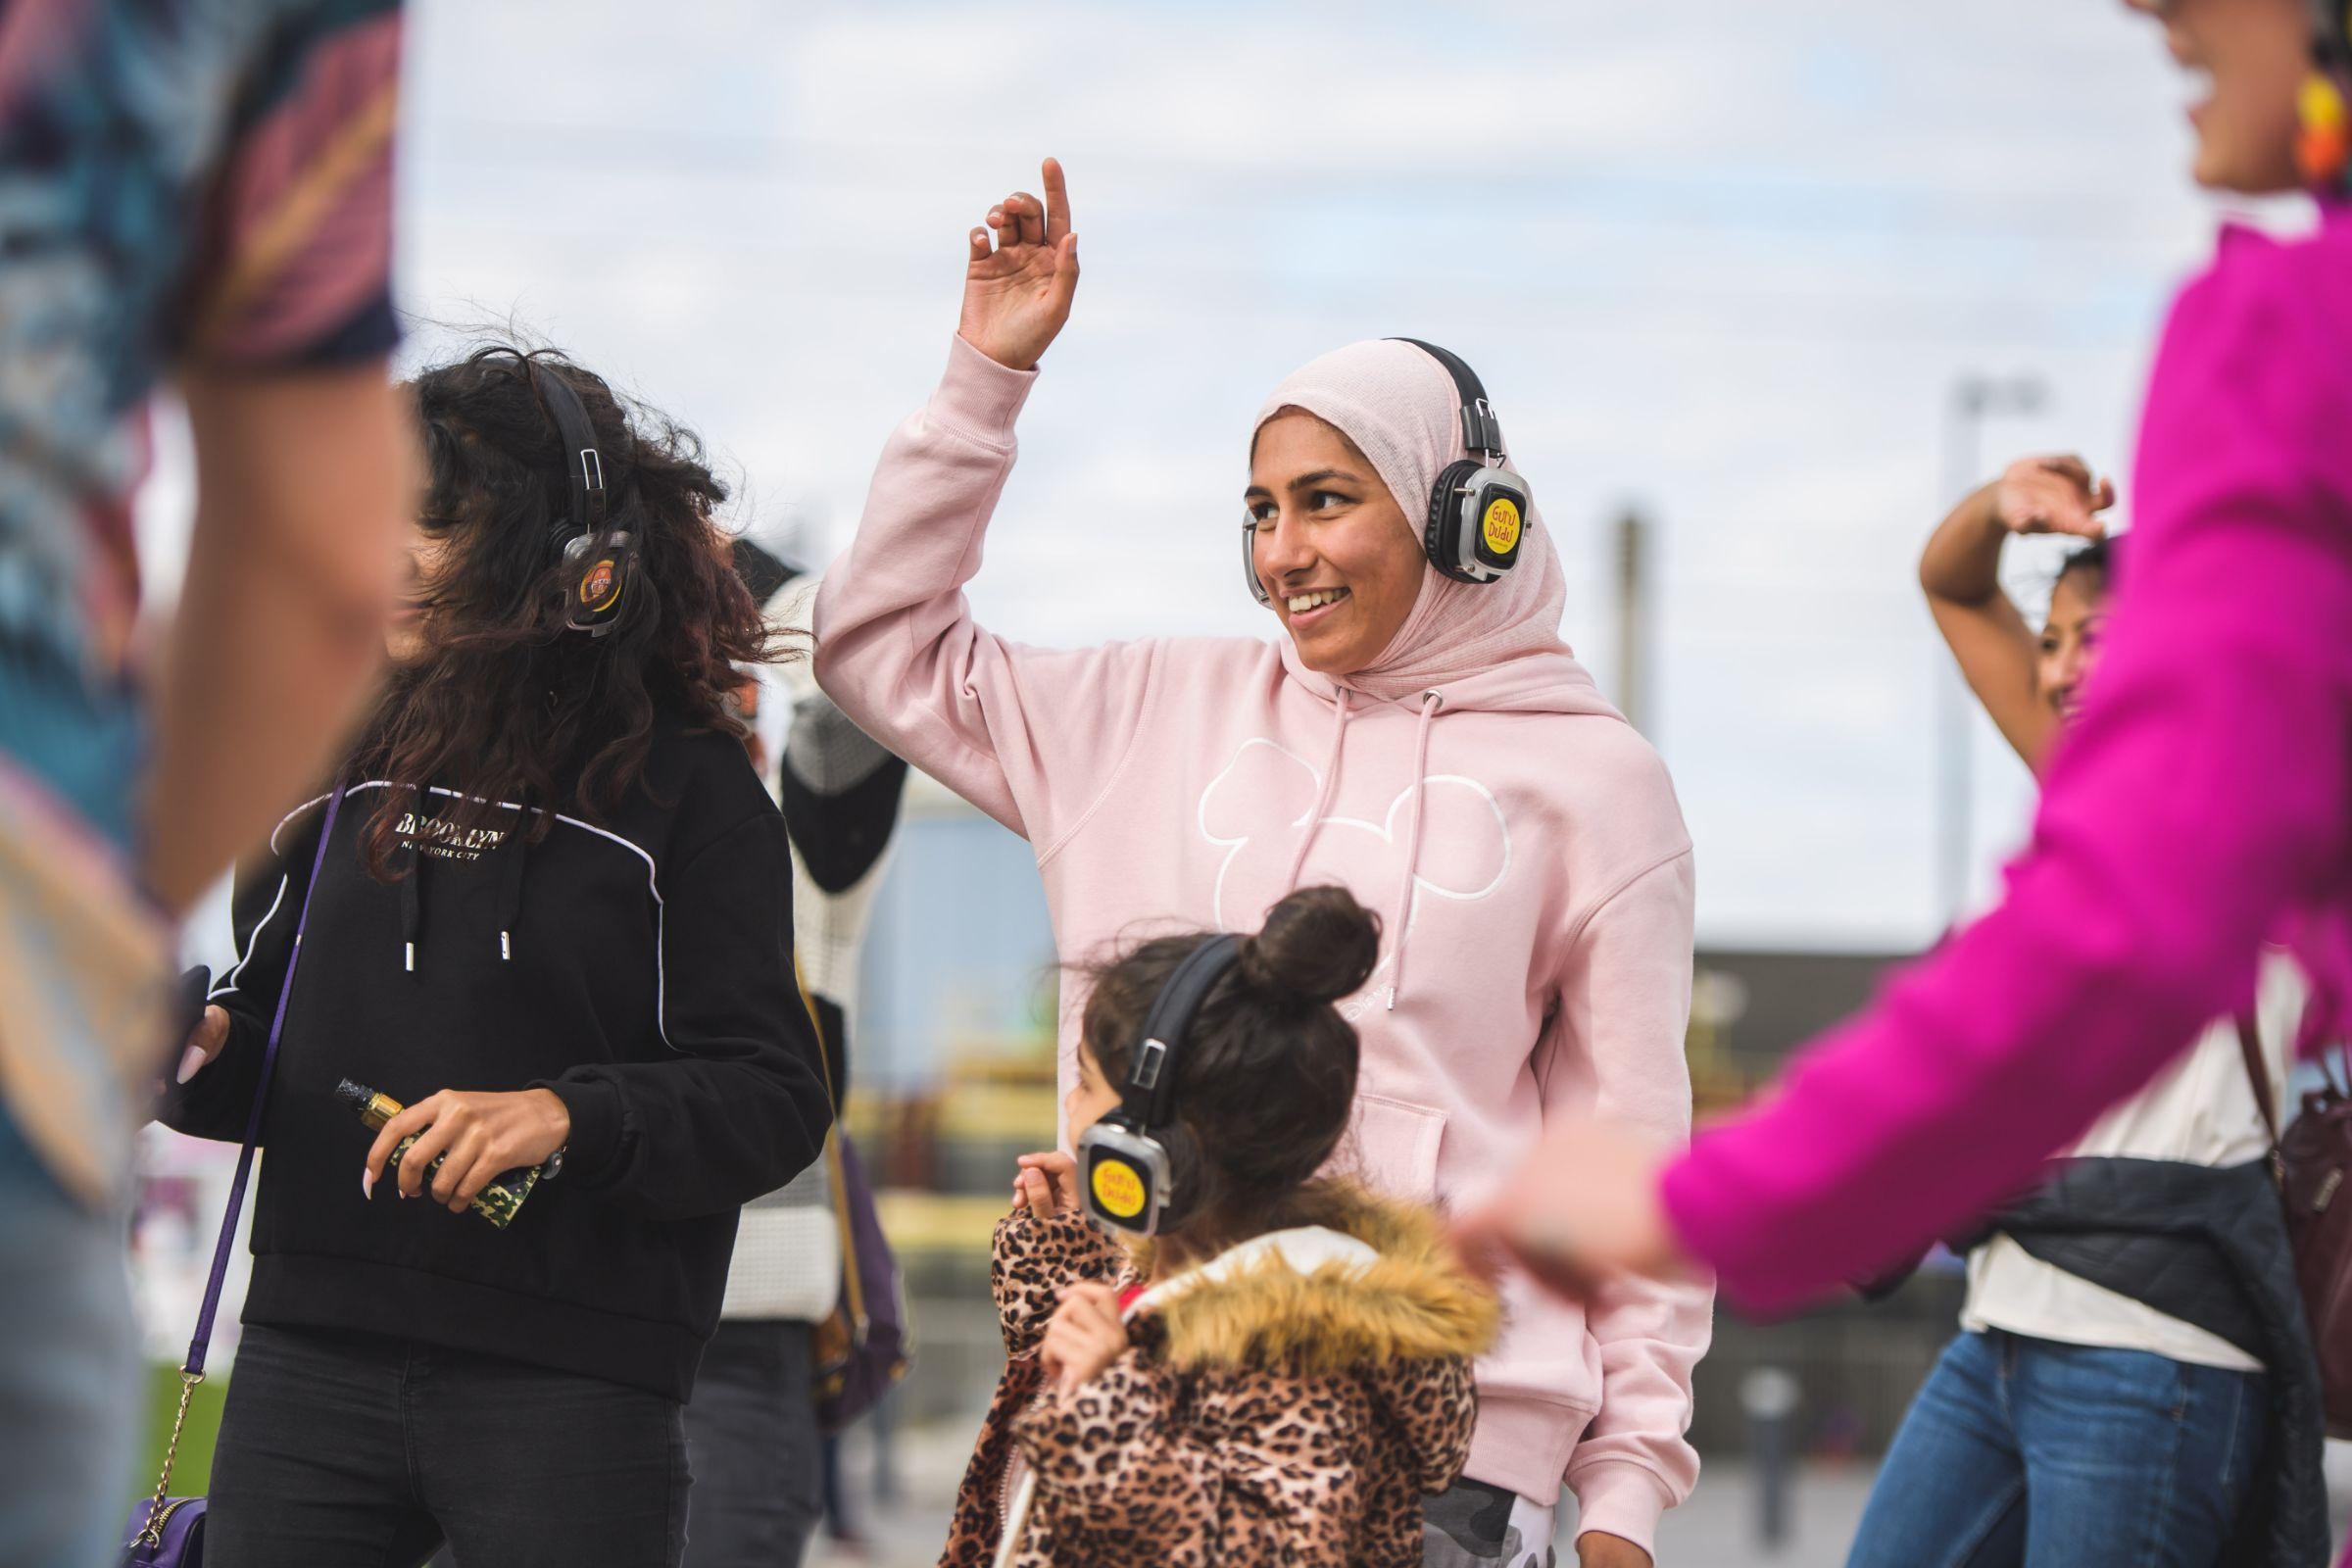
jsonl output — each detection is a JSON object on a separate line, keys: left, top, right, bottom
{"left": 684, "top": 542, "right": 911, "bottom": 1568}
{"left": 1843, "top": 459, "right": 2319, "bottom": 1566}
{"left": 0, "top": 4, "right": 410, "bottom": 1562}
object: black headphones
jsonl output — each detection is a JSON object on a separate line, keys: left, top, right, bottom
{"left": 1245, "top": 339, "right": 1530, "bottom": 606}
{"left": 525, "top": 360, "right": 637, "bottom": 638}
{"left": 1076, "top": 933, "right": 1244, "bottom": 1236}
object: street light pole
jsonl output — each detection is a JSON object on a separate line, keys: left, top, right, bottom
{"left": 1936, "top": 372, "right": 2046, "bottom": 924}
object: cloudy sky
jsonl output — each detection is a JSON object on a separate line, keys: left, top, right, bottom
{"left": 148, "top": 0, "right": 2288, "bottom": 952}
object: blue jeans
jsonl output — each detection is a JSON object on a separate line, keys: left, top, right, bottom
{"left": 1848, "top": 1329, "right": 2266, "bottom": 1568}
{"left": 0, "top": 1104, "right": 139, "bottom": 1568}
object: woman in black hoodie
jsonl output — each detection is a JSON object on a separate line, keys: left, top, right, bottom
{"left": 159, "top": 346, "right": 831, "bottom": 1568}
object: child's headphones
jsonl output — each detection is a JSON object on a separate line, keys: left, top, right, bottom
{"left": 1243, "top": 339, "right": 1529, "bottom": 607}
{"left": 2302, "top": 1, "right": 2352, "bottom": 191}
{"left": 1076, "top": 933, "right": 1244, "bottom": 1237}
{"left": 525, "top": 360, "right": 637, "bottom": 638}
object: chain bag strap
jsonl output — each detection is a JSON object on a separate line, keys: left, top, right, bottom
{"left": 130, "top": 783, "right": 346, "bottom": 1552}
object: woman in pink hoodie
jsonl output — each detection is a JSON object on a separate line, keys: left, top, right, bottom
{"left": 812, "top": 163, "right": 1710, "bottom": 1567}
{"left": 1468, "top": 0, "right": 2352, "bottom": 1484}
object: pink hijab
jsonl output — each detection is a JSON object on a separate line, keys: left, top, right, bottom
{"left": 1251, "top": 339, "right": 1580, "bottom": 707}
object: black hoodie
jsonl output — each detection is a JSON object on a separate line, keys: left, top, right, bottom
{"left": 160, "top": 719, "right": 830, "bottom": 1400}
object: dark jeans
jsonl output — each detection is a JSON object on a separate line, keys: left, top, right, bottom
{"left": 209, "top": 1323, "right": 689, "bottom": 1568}
{"left": 1847, "top": 1329, "right": 2267, "bottom": 1568}
{"left": 681, "top": 1318, "right": 822, "bottom": 1568}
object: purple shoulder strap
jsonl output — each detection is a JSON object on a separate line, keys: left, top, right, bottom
{"left": 183, "top": 783, "right": 345, "bottom": 1377}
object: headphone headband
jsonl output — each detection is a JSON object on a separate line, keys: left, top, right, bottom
{"left": 1388, "top": 337, "right": 1506, "bottom": 464}
{"left": 514, "top": 356, "right": 638, "bottom": 638}
{"left": 1120, "top": 933, "right": 1243, "bottom": 1133}
{"left": 524, "top": 360, "right": 610, "bottom": 542}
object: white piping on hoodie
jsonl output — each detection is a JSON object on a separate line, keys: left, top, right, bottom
{"left": 261, "top": 781, "right": 676, "bottom": 1052}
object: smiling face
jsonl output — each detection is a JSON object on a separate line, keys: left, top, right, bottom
{"left": 2039, "top": 564, "right": 2113, "bottom": 727}
{"left": 2127, "top": 0, "right": 2311, "bottom": 193}
{"left": 1245, "top": 412, "right": 1427, "bottom": 676}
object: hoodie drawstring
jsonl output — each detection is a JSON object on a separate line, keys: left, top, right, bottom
{"left": 1386, "top": 690, "right": 1443, "bottom": 1010}
{"left": 399, "top": 836, "right": 422, "bottom": 974}
{"left": 1281, "top": 688, "right": 1352, "bottom": 896}
{"left": 400, "top": 800, "right": 536, "bottom": 971}
{"left": 494, "top": 817, "right": 531, "bottom": 961}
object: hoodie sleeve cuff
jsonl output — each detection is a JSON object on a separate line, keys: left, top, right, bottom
{"left": 540, "top": 1077, "right": 623, "bottom": 1183}
{"left": 1567, "top": 1459, "right": 1675, "bottom": 1560}
{"left": 934, "top": 334, "right": 1037, "bottom": 447}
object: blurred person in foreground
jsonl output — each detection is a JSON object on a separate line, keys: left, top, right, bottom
{"left": 1844, "top": 466, "right": 2320, "bottom": 1565}
{"left": 0, "top": 4, "right": 412, "bottom": 1562}
{"left": 814, "top": 159, "right": 1708, "bottom": 1567}
{"left": 1468, "top": 5, "right": 2352, "bottom": 1556}
{"left": 159, "top": 347, "right": 830, "bottom": 1568}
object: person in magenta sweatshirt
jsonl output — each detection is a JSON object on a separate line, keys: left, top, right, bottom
{"left": 1466, "top": 0, "right": 2352, "bottom": 1418}
{"left": 812, "top": 162, "right": 1710, "bottom": 1567}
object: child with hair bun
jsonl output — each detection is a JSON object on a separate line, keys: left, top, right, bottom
{"left": 945, "top": 886, "right": 1498, "bottom": 1568}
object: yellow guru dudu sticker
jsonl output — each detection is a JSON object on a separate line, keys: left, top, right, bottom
{"left": 1481, "top": 496, "right": 1523, "bottom": 558}
{"left": 1091, "top": 1156, "right": 1149, "bottom": 1219}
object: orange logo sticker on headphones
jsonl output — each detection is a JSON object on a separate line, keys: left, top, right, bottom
{"left": 579, "top": 558, "right": 621, "bottom": 612}
{"left": 1091, "top": 1158, "right": 1147, "bottom": 1219}
{"left": 1482, "top": 497, "right": 1523, "bottom": 557}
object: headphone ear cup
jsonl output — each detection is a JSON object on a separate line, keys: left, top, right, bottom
{"left": 1243, "top": 523, "right": 1270, "bottom": 606}
{"left": 561, "top": 528, "right": 637, "bottom": 636}
{"left": 1424, "top": 460, "right": 1484, "bottom": 584}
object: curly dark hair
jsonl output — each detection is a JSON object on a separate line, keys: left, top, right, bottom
{"left": 348, "top": 344, "right": 782, "bottom": 876}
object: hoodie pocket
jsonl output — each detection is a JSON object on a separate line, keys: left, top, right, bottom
{"left": 1340, "top": 1093, "right": 1447, "bottom": 1206}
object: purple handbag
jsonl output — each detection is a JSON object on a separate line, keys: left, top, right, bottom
{"left": 121, "top": 785, "right": 346, "bottom": 1566}
{"left": 813, "top": 1132, "right": 909, "bottom": 1434}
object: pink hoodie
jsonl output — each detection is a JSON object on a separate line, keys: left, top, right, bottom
{"left": 815, "top": 336, "right": 1711, "bottom": 1550}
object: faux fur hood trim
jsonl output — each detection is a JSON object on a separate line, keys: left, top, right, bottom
{"left": 1142, "top": 1185, "right": 1499, "bottom": 1374}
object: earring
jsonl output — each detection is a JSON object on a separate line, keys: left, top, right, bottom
{"left": 2299, "top": 71, "right": 2351, "bottom": 188}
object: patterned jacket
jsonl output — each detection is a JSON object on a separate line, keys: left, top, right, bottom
{"left": 945, "top": 1185, "right": 1498, "bottom": 1568}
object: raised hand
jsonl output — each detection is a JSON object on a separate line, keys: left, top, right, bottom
{"left": 1989, "top": 455, "right": 2114, "bottom": 539}
{"left": 1012, "top": 1149, "right": 1082, "bottom": 1219}
{"left": 958, "top": 158, "right": 1079, "bottom": 371}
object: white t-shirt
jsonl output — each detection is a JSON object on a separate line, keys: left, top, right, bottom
{"left": 1959, "top": 954, "right": 2303, "bottom": 1372}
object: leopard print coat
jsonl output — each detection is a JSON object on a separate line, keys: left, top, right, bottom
{"left": 941, "top": 1185, "right": 1498, "bottom": 1568}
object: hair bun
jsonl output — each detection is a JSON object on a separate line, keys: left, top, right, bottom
{"left": 1240, "top": 886, "right": 1380, "bottom": 1005}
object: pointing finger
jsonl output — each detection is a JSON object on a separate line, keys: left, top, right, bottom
{"left": 1042, "top": 157, "right": 1072, "bottom": 243}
